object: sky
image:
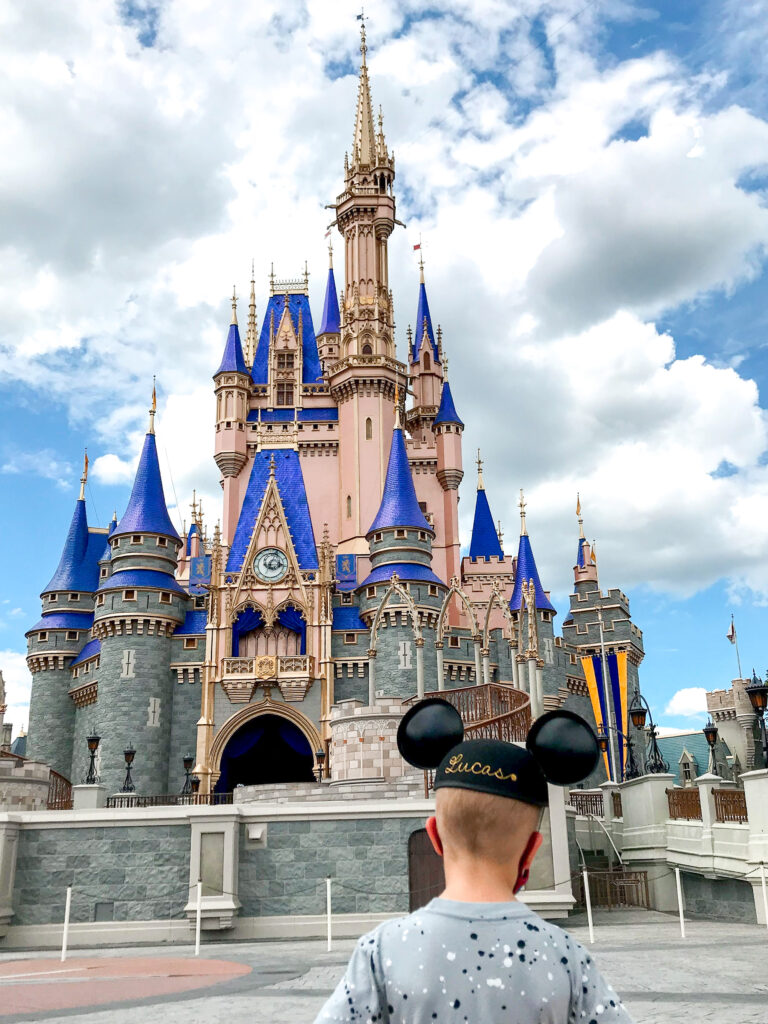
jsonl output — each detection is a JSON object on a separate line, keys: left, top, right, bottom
{"left": 1, "top": 0, "right": 767, "bottom": 736}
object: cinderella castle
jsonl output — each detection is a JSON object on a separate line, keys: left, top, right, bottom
{"left": 25, "top": 27, "right": 647, "bottom": 798}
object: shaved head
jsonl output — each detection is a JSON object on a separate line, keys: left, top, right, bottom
{"left": 435, "top": 786, "right": 541, "bottom": 864}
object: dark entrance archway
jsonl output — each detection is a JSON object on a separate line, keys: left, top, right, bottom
{"left": 215, "top": 713, "right": 315, "bottom": 792}
{"left": 408, "top": 828, "right": 445, "bottom": 911}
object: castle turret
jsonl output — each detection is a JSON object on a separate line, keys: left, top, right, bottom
{"left": 26, "top": 455, "right": 103, "bottom": 778}
{"left": 91, "top": 398, "right": 187, "bottom": 794}
{"left": 469, "top": 455, "right": 503, "bottom": 560}
{"left": 574, "top": 494, "right": 599, "bottom": 588}
{"left": 406, "top": 263, "right": 445, "bottom": 441}
{"left": 328, "top": 23, "right": 406, "bottom": 554}
{"left": 316, "top": 246, "right": 340, "bottom": 370}
{"left": 214, "top": 290, "right": 251, "bottom": 544}
{"left": 433, "top": 380, "right": 464, "bottom": 584}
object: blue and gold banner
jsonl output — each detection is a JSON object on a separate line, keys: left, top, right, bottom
{"left": 581, "top": 654, "right": 613, "bottom": 781}
{"left": 336, "top": 553, "right": 357, "bottom": 591}
{"left": 606, "top": 651, "right": 629, "bottom": 779}
{"left": 189, "top": 555, "right": 211, "bottom": 595}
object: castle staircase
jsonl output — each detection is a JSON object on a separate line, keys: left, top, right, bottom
{"left": 404, "top": 683, "right": 531, "bottom": 743}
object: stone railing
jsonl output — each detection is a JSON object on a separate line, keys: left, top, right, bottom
{"left": 612, "top": 791, "right": 623, "bottom": 818}
{"left": 405, "top": 683, "right": 531, "bottom": 744}
{"left": 713, "top": 788, "right": 748, "bottom": 823}
{"left": 221, "top": 656, "right": 313, "bottom": 677}
{"left": 666, "top": 787, "right": 702, "bottom": 820}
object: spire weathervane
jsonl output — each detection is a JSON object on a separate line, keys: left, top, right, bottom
{"left": 149, "top": 377, "right": 157, "bottom": 435}
{"left": 231, "top": 285, "right": 238, "bottom": 325}
{"left": 394, "top": 382, "right": 402, "bottom": 429}
{"left": 79, "top": 449, "right": 88, "bottom": 501}
{"left": 519, "top": 488, "right": 527, "bottom": 535}
{"left": 577, "top": 492, "right": 585, "bottom": 538}
{"left": 476, "top": 449, "right": 484, "bottom": 491}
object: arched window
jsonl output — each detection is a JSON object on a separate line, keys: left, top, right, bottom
{"left": 346, "top": 495, "right": 352, "bottom": 518}
{"left": 365, "top": 417, "right": 373, "bottom": 440}
{"left": 423, "top": 351, "right": 431, "bottom": 371}
{"left": 362, "top": 343, "right": 373, "bottom": 355}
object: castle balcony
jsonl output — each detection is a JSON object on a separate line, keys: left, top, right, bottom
{"left": 220, "top": 655, "right": 315, "bottom": 704}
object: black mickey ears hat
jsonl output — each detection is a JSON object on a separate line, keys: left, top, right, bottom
{"left": 397, "top": 699, "right": 600, "bottom": 807}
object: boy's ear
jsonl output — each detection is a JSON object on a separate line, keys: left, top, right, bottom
{"left": 425, "top": 815, "right": 443, "bottom": 857}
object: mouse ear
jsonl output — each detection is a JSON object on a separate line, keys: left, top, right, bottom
{"left": 397, "top": 697, "right": 465, "bottom": 770}
{"left": 526, "top": 709, "right": 600, "bottom": 786}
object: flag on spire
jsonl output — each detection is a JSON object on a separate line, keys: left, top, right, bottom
{"left": 727, "top": 618, "right": 736, "bottom": 644}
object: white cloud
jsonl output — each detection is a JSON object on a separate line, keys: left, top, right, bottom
{"left": 1, "top": 450, "right": 74, "bottom": 490}
{"left": 0, "top": 650, "right": 32, "bottom": 732}
{"left": 663, "top": 687, "right": 709, "bottom": 717}
{"left": 0, "top": 0, "right": 767, "bottom": 611}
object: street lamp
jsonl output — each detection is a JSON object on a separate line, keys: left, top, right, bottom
{"left": 596, "top": 722, "right": 641, "bottom": 782}
{"left": 628, "top": 686, "right": 668, "bottom": 774}
{"left": 745, "top": 669, "right": 768, "bottom": 768}
{"left": 84, "top": 731, "right": 100, "bottom": 785}
{"left": 314, "top": 748, "right": 326, "bottom": 783}
{"left": 121, "top": 745, "right": 136, "bottom": 793}
{"left": 190, "top": 776, "right": 201, "bottom": 799}
{"left": 702, "top": 719, "right": 719, "bottom": 774}
{"left": 181, "top": 753, "right": 194, "bottom": 795}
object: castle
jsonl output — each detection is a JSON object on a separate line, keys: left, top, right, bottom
{"left": 25, "top": 26, "right": 647, "bottom": 798}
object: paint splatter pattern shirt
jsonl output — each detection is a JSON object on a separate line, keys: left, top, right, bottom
{"left": 315, "top": 898, "right": 634, "bottom": 1024}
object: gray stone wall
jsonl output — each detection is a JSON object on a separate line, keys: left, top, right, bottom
{"left": 94, "top": 633, "right": 176, "bottom": 795}
{"left": 13, "top": 824, "right": 190, "bottom": 925}
{"left": 27, "top": 665, "right": 76, "bottom": 779}
{"left": 681, "top": 871, "right": 757, "bottom": 924}
{"left": 167, "top": 678, "right": 202, "bottom": 792}
{"left": 238, "top": 816, "right": 420, "bottom": 916}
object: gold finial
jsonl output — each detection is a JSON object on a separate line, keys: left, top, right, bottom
{"left": 476, "top": 449, "right": 484, "bottom": 491}
{"left": 251, "top": 258, "right": 255, "bottom": 282}
{"left": 419, "top": 254, "right": 425, "bottom": 284}
{"left": 378, "top": 104, "right": 384, "bottom": 134}
{"left": 497, "top": 519, "right": 504, "bottom": 548}
{"left": 269, "top": 262, "right": 275, "bottom": 295}
{"left": 591, "top": 539, "right": 597, "bottom": 566}
{"left": 577, "top": 492, "right": 585, "bottom": 539}
{"left": 359, "top": 8, "right": 367, "bottom": 61}
{"left": 394, "top": 382, "right": 402, "bottom": 429}
{"left": 303, "top": 260, "right": 309, "bottom": 291}
{"left": 443, "top": 352, "right": 449, "bottom": 378}
{"left": 328, "top": 241, "right": 333, "bottom": 268}
{"left": 231, "top": 285, "right": 238, "bottom": 325}
{"left": 268, "top": 453, "right": 276, "bottom": 477}
{"left": 149, "top": 376, "right": 157, "bottom": 434}
{"left": 519, "top": 488, "right": 527, "bottom": 535}
{"left": 79, "top": 449, "right": 88, "bottom": 501}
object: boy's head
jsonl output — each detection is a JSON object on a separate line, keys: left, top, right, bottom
{"left": 434, "top": 786, "right": 541, "bottom": 861}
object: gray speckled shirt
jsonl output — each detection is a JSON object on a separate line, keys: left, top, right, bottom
{"left": 315, "top": 898, "right": 634, "bottom": 1024}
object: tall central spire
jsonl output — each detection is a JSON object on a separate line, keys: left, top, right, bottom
{"left": 352, "top": 21, "right": 376, "bottom": 169}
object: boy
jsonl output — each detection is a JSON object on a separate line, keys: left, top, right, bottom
{"left": 315, "top": 717, "right": 634, "bottom": 1024}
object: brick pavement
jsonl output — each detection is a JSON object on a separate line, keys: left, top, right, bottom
{"left": 0, "top": 909, "right": 765, "bottom": 1023}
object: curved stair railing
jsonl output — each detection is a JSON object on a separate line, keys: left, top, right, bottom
{"left": 404, "top": 682, "right": 531, "bottom": 743}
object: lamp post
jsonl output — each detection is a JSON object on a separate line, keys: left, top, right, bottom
{"left": 84, "top": 731, "right": 100, "bottom": 785}
{"left": 596, "top": 722, "right": 641, "bottom": 782}
{"left": 314, "top": 749, "right": 326, "bottom": 783}
{"left": 190, "top": 776, "right": 201, "bottom": 801}
{"left": 745, "top": 670, "right": 768, "bottom": 769}
{"left": 628, "top": 686, "right": 669, "bottom": 774}
{"left": 702, "top": 719, "right": 719, "bottom": 774}
{"left": 181, "top": 753, "right": 194, "bottom": 795}
{"left": 121, "top": 745, "right": 136, "bottom": 793}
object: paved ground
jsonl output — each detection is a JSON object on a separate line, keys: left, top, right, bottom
{"left": 0, "top": 909, "right": 765, "bottom": 1023}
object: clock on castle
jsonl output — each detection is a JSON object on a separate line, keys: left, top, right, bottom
{"left": 24, "top": 23, "right": 648, "bottom": 799}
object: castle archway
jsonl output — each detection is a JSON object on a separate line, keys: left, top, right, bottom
{"left": 211, "top": 701, "right": 322, "bottom": 792}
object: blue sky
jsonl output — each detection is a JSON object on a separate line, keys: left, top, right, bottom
{"left": 1, "top": 0, "right": 767, "bottom": 733}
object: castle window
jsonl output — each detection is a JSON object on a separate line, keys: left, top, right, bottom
{"left": 83, "top": 662, "right": 89, "bottom": 674}
{"left": 449, "top": 636, "right": 460, "bottom": 649}
{"left": 395, "top": 529, "right": 406, "bottom": 539}
{"left": 344, "top": 633, "right": 356, "bottom": 645}
{"left": 38, "top": 632, "right": 48, "bottom": 641}
{"left": 276, "top": 383, "right": 294, "bottom": 406}
{"left": 96, "top": 595, "right": 105, "bottom": 607}
{"left": 111, "top": 538, "right": 118, "bottom": 548}
{"left": 157, "top": 537, "right": 168, "bottom": 548}
{"left": 341, "top": 593, "right": 352, "bottom": 605}
{"left": 100, "top": 568, "right": 108, "bottom": 579}
{"left": 423, "top": 351, "right": 431, "bottom": 371}
{"left": 159, "top": 592, "right": 172, "bottom": 605}
{"left": 365, "top": 417, "right": 373, "bottom": 440}
{"left": 419, "top": 531, "right": 427, "bottom": 541}
{"left": 67, "top": 631, "right": 78, "bottom": 641}
{"left": 194, "top": 596, "right": 206, "bottom": 609}
{"left": 374, "top": 532, "right": 382, "bottom": 542}
{"left": 48, "top": 594, "right": 57, "bottom": 603}
{"left": 68, "top": 593, "right": 80, "bottom": 602}
{"left": 682, "top": 760, "right": 693, "bottom": 786}
{"left": 312, "top": 423, "right": 319, "bottom": 431}
{"left": 569, "top": 653, "right": 577, "bottom": 665}
{"left": 184, "top": 638, "right": 198, "bottom": 650}
{"left": 277, "top": 353, "right": 294, "bottom": 370}
{"left": 131, "top": 535, "right": 142, "bottom": 544}
{"left": 346, "top": 495, "right": 352, "bottom": 519}
{"left": 541, "top": 610, "right": 551, "bottom": 622}
{"left": 367, "top": 587, "right": 376, "bottom": 599}
{"left": 362, "top": 343, "right": 373, "bottom": 355}
{"left": 123, "top": 590, "right": 136, "bottom": 601}
{"left": 429, "top": 585, "right": 438, "bottom": 597}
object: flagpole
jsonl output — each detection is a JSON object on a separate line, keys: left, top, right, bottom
{"left": 731, "top": 614, "right": 743, "bottom": 679}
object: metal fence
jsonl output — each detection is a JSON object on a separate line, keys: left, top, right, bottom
{"left": 713, "top": 788, "right": 748, "bottom": 823}
{"left": 666, "top": 787, "right": 702, "bottom": 820}
{"left": 569, "top": 791, "right": 605, "bottom": 817}
{"left": 106, "top": 793, "right": 234, "bottom": 809}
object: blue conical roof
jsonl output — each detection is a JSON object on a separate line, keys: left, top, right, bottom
{"left": 469, "top": 489, "right": 503, "bottom": 560}
{"left": 434, "top": 382, "right": 463, "bottom": 427}
{"left": 510, "top": 533, "right": 556, "bottom": 613}
{"left": 576, "top": 536, "right": 588, "bottom": 568}
{"left": 42, "top": 499, "right": 91, "bottom": 593}
{"left": 215, "top": 321, "right": 248, "bottom": 376}
{"left": 99, "top": 514, "right": 118, "bottom": 562}
{"left": 113, "top": 433, "right": 180, "bottom": 540}
{"left": 368, "top": 427, "right": 432, "bottom": 534}
{"left": 319, "top": 266, "right": 340, "bottom": 335}
{"left": 411, "top": 281, "right": 440, "bottom": 364}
